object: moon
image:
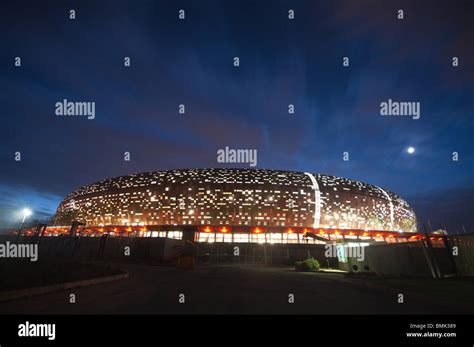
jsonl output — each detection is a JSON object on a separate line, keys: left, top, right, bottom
{"left": 407, "top": 147, "right": 415, "bottom": 154}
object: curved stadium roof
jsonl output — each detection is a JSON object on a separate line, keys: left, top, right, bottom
{"left": 52, "top": 168, "right": 417, "bottom": 233}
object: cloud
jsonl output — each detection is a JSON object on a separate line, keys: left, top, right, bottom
{"left": 0, "top": 184, "right": 61, "bottom": 231}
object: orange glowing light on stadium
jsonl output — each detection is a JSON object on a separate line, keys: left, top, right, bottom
{"left": 253, "top": 227, "right": 262, "bottom": 234}
{"left": 203, "top": 226, "right": 212, "bottom": 233}
{"left": 126, "top": 227, "right": 132, "bottom": 232}
{"left": 375, "top": 233, "right": 381, "bottom": 238}
{"left": 287, "top": 228, "right": 294, "bottom": 234}
{"left": 318, "top": 229, "right": 325, "bottom": 235}
{"left": 334, "top": 230, "right": 340, "bottom": 235}
{"left": 348, "top": 231, "right": 355, "bottom": 236}
{"left": 98, "top": 228, "right": 104, "bottom": 232}
{"left": 113, "top": 228, "right": 117, "bottom": 232}
{"left": 220, "top": 226, "right": 229, "bottom": 233}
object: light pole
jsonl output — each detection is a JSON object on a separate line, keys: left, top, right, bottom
{"left": 16, "top": 208, "right": 32, "bottom": 242}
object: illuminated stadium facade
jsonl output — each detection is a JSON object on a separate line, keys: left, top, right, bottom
{"left": 48, "top": 169, "right": 419, "bottom": 244}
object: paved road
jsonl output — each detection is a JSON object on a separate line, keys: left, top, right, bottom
{"left": 0, "top": 264, "right": 468, "bottom": 314}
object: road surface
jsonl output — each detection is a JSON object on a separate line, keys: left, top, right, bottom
{"left": 0, "top": 264, "right": 468, "bottom": 314}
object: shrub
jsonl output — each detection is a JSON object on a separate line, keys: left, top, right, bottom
{"left": 295, "top": 257, "right": 320, "bottom": 272}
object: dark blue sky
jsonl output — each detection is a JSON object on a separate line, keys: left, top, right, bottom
{"left": 0, "top": 0, "right": 472, "bottom": 232}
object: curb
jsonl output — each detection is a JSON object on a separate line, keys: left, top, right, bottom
{"left": 0, "top": 271, "right": 129, "bottom": 302}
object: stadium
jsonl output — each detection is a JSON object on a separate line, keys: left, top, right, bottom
{"left": 46, "top": 168, "right": 421, "bottom": 243}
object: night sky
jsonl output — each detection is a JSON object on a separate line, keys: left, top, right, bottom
{"left": 0, "top": 0, "right": 472, "bottom": 233}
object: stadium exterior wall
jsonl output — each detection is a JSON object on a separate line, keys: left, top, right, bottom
{"left": 52, "top": 169, "right": 417, "bottom": 233}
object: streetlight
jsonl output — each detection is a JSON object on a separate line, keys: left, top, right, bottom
{"left": 16, "top": 208, "right": 32, "bottom": 242}
{"left": 22, "top": 208, "right": 32, "bottom": 221}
